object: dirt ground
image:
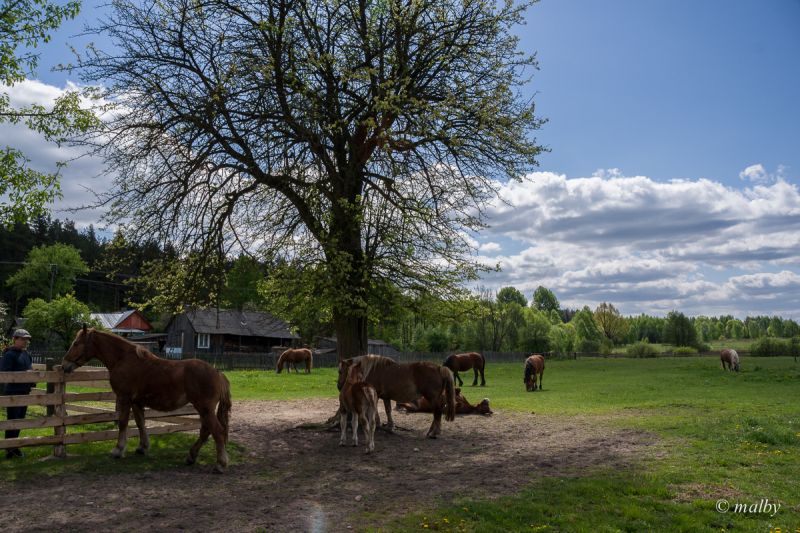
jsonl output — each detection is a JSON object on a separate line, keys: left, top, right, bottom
{"left": 2, "top": 398, "right": 660, "bottom": 532}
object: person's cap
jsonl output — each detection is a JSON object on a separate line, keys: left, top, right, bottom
{"left": 12, "top": 329, "right": 31, "bottom": 339}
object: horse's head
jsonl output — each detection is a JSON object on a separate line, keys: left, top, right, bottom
{"left": 733, "top": 361, "right": 740, "bottom": 372}
{"left": 476, "top": 398, "right": 493, "bottom": 415}
{"left": 337, "top": 359, "right": 354, "bottom": 391}
{"left": 62, "top": 324, "right": 93, "bottom": 373}
{"left": 524, "top": 363, "right": 536, "bottom": 391}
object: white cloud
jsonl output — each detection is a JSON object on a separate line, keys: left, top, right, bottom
{"left": 739, "top": 163, "right": 773, "bottom": 184}
{"left": 478, "top": 242, "right": 502, "bottom": 253}
{"left": 476, "top": 171, "right": 800, "bottom": 319}
{"left": 1, "top": 80, "right": 113, "bottom": 229}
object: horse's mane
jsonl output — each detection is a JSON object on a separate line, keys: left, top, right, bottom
{"left": 351, "top": 354, "right": 396, "bottom": 378}
{"left": 92, "top": 329, "right": 156, "bottom": 360}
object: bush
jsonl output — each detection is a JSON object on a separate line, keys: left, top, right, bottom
{"left": 694, "top": 342, "right": 711, "bottom": 352}
{"left": 672, "top": 346, "right": 698, "bottom": 356}
{"left": 750, "top": 337, "right": 789, "bottom": 357}
{"left": 627, "top": 341, "right": 658, "bottom": 358}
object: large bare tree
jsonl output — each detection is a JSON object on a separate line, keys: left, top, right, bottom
{"left": 79, "top": 0, "right": 544, "bottom": 359}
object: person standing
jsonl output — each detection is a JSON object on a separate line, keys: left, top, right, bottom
{"left": 2, "top": 329, "right": 33, "bottom": 459}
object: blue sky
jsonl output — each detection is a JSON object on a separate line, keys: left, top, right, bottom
{"left": 2, "top": 0, "right": 800, "bottom": 319}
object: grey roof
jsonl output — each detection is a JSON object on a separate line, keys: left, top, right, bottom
{"left": 91, "top": 310, "right": 137, "bottom": 330}
{"left": 186, "top": 309, "right": 299, "bottom": 339}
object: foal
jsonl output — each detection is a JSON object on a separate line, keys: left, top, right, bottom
{"left": 339, "top": 366, "right": 379, "bottom": 453}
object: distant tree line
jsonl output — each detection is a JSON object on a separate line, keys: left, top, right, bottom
{"left": 2, "top": 218, "right": 799, "bottom": 352}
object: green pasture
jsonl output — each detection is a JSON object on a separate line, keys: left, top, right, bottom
{"left": 3, "top": 357, "right": 799, "bottom": 532}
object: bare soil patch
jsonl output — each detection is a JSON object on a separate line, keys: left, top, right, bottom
{"left": 2, "top": 398, "right": 660, "bottom": 532}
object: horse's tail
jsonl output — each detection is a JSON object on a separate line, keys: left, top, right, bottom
{"left": 442, "top": 367, "right": 456, "bottom": 422}
{"left": 478, "top": 352, "right": 486, "bottom": 370}
{"left": 217, "top": 373, "right": 232, "bottom": 444}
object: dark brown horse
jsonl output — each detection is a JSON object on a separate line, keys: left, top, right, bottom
{"left": 339, "top": 365, "right": 379, "bottom": 453}
{"left": 720, "top": 348, "right": 740, "bottom": 372}
{"left": 276, "top": 348, "right": 313, "bottom": 373}
{"left": 397, "top": 387, "right": 492, "bottom": 416}
{"left": 338, "top": 355, "right": 456, "bottom": 438}
{"left": 442, "top": 352, "right": 486, "bottom": 386}
{"left": 62, "top": 326, "right": 232, "bottom": 473}
{"left": 524, "top": 354, "right": 545, "bottom": 391}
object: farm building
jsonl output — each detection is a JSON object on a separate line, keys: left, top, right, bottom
{"left": 164, "top": 308, "right": 298, "bottom": 357}
{"left": 90, "top": 309, "right": 153, "bottom": 336}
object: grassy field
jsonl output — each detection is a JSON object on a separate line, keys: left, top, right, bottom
{"left": 3, "top": 356, "right": 799, "bottom": 531}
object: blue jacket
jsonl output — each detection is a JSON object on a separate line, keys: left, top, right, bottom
{"left": 1, "top": 347, "right": 34, "bottom": 395}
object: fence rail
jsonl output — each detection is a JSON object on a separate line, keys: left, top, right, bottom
{"left": 0, "top": 364, "right": 199, "bottom": 456}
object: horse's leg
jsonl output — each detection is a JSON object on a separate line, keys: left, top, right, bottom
{"left": 205, "top": 408, "right": 229, "bottom": 474}
{"left": 383, "top": 398, "right": 395, "bottom": 432}
{"left": 425, "top": 393, "right": 443, "bottom": 438}
{"left": 454, "top": 371, "right": 463, "bottom": 387}
{"left": 352, "top": 412, "right": 360, "bottom": 447}
{"left": 472, "top": 367, "right": 479, "bottom": 386}
{"left": 131, "top": 404, "right": 150, "bottom": 455}
{"left": 339, "top": 409, "right": 348, "bottom": 446}
{"left": 539, "top": 372, "right": 543, "bottom": 390}
{"left": 480, "top": 365, "right": 486, "bottom": 387}
{"left": 112, "top": 398, "right": 132, "bottom": 458}
{"left": 187, "top": 422, "right": 210, "bottom": 465}
{"left": 364, "top": 411, "right": 375, "bottom": 453}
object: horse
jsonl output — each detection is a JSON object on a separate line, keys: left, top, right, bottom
{"left": 396, "top": 387, "right": 493, "bottom": 416}
{"left": 442, "top": 352, "right": 486, "bottom": 387}
{"left": 524, "top": 354, "right": 545, "bottom": 391}
{"left": 338, "top": 365, "right": 379, "bottom": 453}
{"left": 338, "top": 355, "right": 456, "bottom": 438}
{"left": 276, "top": 348, "right": 313, "bottom": 374}
{"left": 720, "top": 348, "right": 740, "bottom": 372}
{"left": 62, "top": 326, "right": 232, "bottom": 473}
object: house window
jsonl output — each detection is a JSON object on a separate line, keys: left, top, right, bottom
{"left": 197, "top": 333, "right": 210, "bottom": 349}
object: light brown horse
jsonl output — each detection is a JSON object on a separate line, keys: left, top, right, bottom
{"left": 276, "top": 348, "right": 313, "bottom": 373}
{"left": 339, "top": 365, "right": 379, "bottom": 453}
{"left": 720, "top": 348, "right": 740, "bottom": 372}
{"left": 442, "top": 352, "right": 486, "bottom": 386}
{"left": 524, "top": 354, "right": 545, "bottom": 391}
{"left": 338, "top": 355, "right": 456, "bottom": 438}
{"left": 397, "top": 388, "right": 493, "bottom": 416}
{"left": 62, "top": 326, "right": 232, "bottom": 473}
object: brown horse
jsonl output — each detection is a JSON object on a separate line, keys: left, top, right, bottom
{"left": 338, "top": 355, "right": 456, "bottom": 438}
{"left": 397, "top": 387, "right": 493, "bottom": 416}
{"left": 62, "top": 326, "right": 232, "bottom": 473}
{"left": 276, "top": 348, "right": 313, "bottom": 373}
{"left": 339, "top": 365, "right": 379, "bottom": 453}
{"left": 443, "top": 352, "right": 486, "bottom": 386}
{"left": 524, "top": 354, "right": 545, "bottom": 391}
{"left": 720, "top": 348, "right": 740, "bottom": 372}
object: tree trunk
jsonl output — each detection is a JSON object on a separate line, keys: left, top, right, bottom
{"left": 334, "top": 312, "right": 368, "bottom": 361}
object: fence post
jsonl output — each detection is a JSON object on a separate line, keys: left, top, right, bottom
{"left": 46, "top": 358, "right": 55, "bottom": 417}
{"left": 52, "top": 365, "right": 67, "bottom": 458}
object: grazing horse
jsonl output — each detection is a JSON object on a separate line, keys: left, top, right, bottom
{"left": 524, "top": 354, "right": 545, "bottom": 391}
{"left": 720, "top": 348, "right": 740, "bottom": 372}
{"left": 338, "top": 355, "right": 456, "bottom": 438}
{"left": 276, "top": 348, "right": 313, "bottom": 374}
{"left": 62, "top": 326, "right": 231, "bottom": 473}
{"left": 443, "top": 352, "right": 486, "bottom": 387}
{"left": 338, "top": 365, "right": 379, "bottom": 453}
{"left": 397, "top": 388, "right": 493, "bottom": 416}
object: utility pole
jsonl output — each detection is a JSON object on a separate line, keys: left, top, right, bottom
{"left": 48, "top": 263, "right": 57, "bottom": 301}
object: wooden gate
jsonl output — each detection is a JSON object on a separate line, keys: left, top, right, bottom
{"left": 0, "top": 364, "right": 200, "bottom": 457}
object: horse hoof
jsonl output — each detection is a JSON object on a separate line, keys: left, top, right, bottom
{"left": 213, "top": 465, "right": 225, "bottom": 474}
{"left": 339, "top": 442, "right": 346, "bottom": 447}
{"left": 186, "top": 457, "right": 196, "bottom": 465}
{"left": 135, "top": 447, "right": 147, "bottom": 456}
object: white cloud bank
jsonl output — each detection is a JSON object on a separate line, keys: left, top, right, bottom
{"left": 476, "top": 170, "right": 800, "bottom": 319}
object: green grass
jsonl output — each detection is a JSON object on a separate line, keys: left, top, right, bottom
{"left": 3, "top": 357, "right": 799, "bottom": 532}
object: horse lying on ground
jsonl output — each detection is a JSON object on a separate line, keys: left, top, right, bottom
{"left": 339, "top": 365, "right": 379, "bottom": 453}
{"left": 396, "top": 388, "right": 492, "bottom": 416}
{"left": 720, "top": 348, "right": 740, "bottom": 372}
{"left": 524, "top": 354, "right": 545, "bottom": 391}
{"left": 338, "top": 355, "right": 456, "bottom": 438}
{"left": 442, "top": 352, "right": 486, "bottom": 387}
{"left": 276, "top": 348, "right": 313, "bottom": 373}
{"left": 62, "top": 326, "right": 231, "bottom": 473}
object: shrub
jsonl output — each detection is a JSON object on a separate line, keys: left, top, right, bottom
{"left": 750, "top": 337, "right": 789, "bottom": 357}
{"left": 627, "top": 341, "right": 658, "bottom": 358}
{"left": 672, "top": 346, "right": 698, "bottom": 356}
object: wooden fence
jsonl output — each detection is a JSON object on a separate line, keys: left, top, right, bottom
{"left": 0, "top": 364, "right": 199, "bottom": 457}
